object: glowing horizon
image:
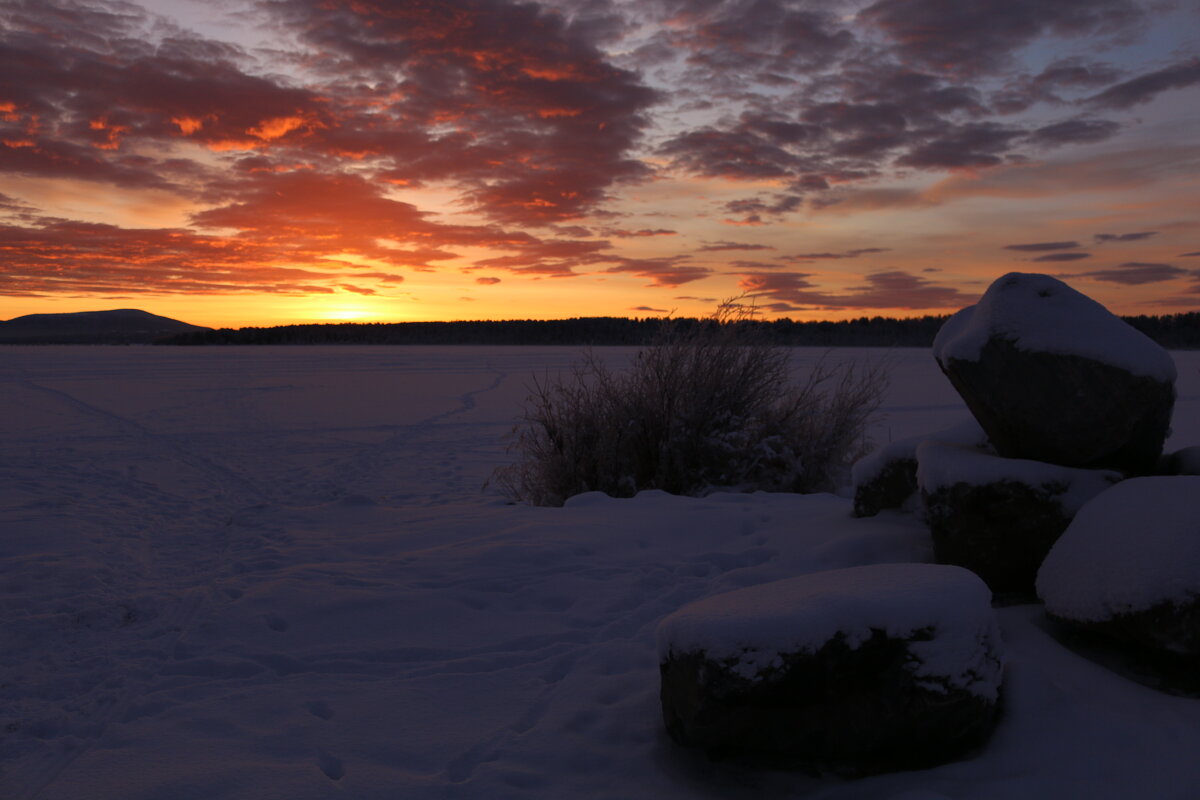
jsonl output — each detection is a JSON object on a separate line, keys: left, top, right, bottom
{"left": 2, "top": 0, "right": 1199, "bottom": 328}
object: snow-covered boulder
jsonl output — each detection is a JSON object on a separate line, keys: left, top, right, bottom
{"left": 918, "top": 442, "right": 1121, "bottom": 596}
{"left": 852, "top": 416, "right": 988, "bottom": 517}
{"left": 933, "top": 273, "right": 1175, "bottom": 474}
{"left": 657, "top": 563, "right": 1004, "bottom": 775}
{"left": 1037, "top": 477, "right": 1200, "bottom": 658}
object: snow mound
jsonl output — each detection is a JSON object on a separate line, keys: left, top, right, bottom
{"left": 916, "top": 441, "right": 1120, "bottom": 515}
{"left": 657, "top": 563, "right": 1002, "bottom": 700}
{"left": 1037, "top": 476, "right": 1200, "bottom": 621}
{"left": 933, "top": 273, "right": 1175, "bottom": 381}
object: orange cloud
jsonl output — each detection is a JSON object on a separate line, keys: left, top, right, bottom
{"left": 247, "top": 115, "right": 312, "bottom": 141}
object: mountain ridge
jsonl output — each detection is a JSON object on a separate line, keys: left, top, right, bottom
{"left": 0, "top": 309, "right": 210, "bottom": 343}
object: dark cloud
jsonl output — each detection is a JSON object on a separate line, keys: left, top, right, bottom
{"left": 779, "top": 248, "right": 891, "bottom": 261}
{"left": 1078, "top": 262, "right": 1186, "bottom": 285}
{"left": 1085, "top": 58, "right": 1200, "bottom": 110}
{"left": 1004, "top": 241, "right": 1081, "bottom": 252}
{"left": 475, "top": 277, "right": 502, "bottom": 285}
{"left": 1181, "top": 252, "right": 1200, "bottom": 258}
{"left": 1027, "top": 118, "right": 1121, "bottom": 147}
{"left": 726, "top": 260, "right": 783, "bottom": 270}
{"left": 859, "top": 0, "right": 1146, "bottom": 76}
{"left": 1094, "top": 231, "right": 1158, "bottom": 243}
{"left": 639, "top": 0, "right": 854, "bottom": 84}
{"left": 695, "top": 241, "right": 776, "bottom": 252}
{"left": 1032, "top": 252, "right": 1092, "bottom": 262}
{"left": 720, "top": 193, "right": 807, "bottom": 223}
{"left": 602, "top": 256, "right": 711, "bottom": 287}
{"left": 896, "top": 122, "right": 1023, "bottom": 169}
{"left": 991, "top": 58, "right": 1124, "bottom": 113}
{"left": 631, "top": 305, "right": 670, "bottom": 313}
{"left": 737, "top": 269, "right": 971, "bottom": 309}
{"left": 603, "top": 228, "right": 677, "bottom": 238}
{"left": 659, "top": 128, "right": 803, "bottom": 180}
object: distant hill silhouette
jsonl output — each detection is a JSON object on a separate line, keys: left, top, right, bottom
{"left": 0, "top": 309, "right": 210, "bottom": 344}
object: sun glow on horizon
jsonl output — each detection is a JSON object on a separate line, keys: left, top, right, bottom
{"left": 320, "top": 307, "right": 375, "bottom": 321}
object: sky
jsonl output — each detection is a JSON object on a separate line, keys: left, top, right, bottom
{"left": 1, "top": 0, "right": 1198, "bottom": 327}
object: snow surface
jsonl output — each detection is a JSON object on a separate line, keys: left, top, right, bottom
{"left": 850, "top": 416, "right": 986, "bottom": 489}
{"left": 932, "top": 273, "right": 1177, "bottom": 381}
{"left": 1037, "top": 477, "right": 1200, "bottom": 621}
{"left": 2, "top": 345, "right": 1200, "bottom": 800}
{"left": 657, "top": 563, "right": 1002, "bottom": 699}
{"left": 916, "top": 441, "right": 1121, "bottom": 515}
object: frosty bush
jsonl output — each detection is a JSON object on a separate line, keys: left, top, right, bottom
{"left": 494, "top": 302, "right": 888, "bottom": 506}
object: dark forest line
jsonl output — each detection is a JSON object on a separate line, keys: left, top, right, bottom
{"left": 159, "top": 312, "right": 1200, "bottom": 349}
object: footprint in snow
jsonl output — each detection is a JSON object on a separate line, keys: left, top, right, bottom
{"left": 305, "top": 700, "right": 334, "bottom": 720}
{"left": 317, "top": 750, "right": 345, "bottom": 781}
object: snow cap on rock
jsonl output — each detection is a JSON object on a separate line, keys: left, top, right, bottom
{"left": 1037, "top": 476, "right": 1200, "bottom": 621}
{"left": 657, "top": 563, "right": 1003, "bottom": 700}
{"left": 933, "top": 273, "right": 1175, "bottom": 381}
{"left": 916, "top": 441, "right": 1121, "bottom": 515}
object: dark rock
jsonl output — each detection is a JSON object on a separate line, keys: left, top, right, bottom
{"left": 853, "top": 457, "right": 919, "bottom": 518}
{"left": 660, "top": 632, "right": 1000, "bottom": 775}
{"left": 918, "top": 442, "right": 1120, "bottom": 597}
{"left": 851, "top": 417, "right": 987, "bottom": 518}
{"left": 938, "top": 339, "right": 1173, "bottom": 473}
{"left": 657, "top": 564, "right": 1003, "bottom": 775}
{"left": 933, "top": 273, "right": 1176, "bottom": 474}
{"left": 1046, "top": 598, "right": 1200, "bottom": 660}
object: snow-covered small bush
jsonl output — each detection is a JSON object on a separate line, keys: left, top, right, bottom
{"left": 494, "top": 303, "right": 888, "bottom": 506}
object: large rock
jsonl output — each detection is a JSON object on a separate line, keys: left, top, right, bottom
{"left": 1038, "top": 477, "right": 1200, "bottom": 659}
{"left": 933, "top": 273, "right": 1176, "bottom": 474}
{"left": 918, "top": 442, "right": 1120, "bottom": 597}
{"left": 851, "top": 416, "right": 988, "bottom": 517}
{"left": 657, "top": 563, "right": 1003, "bottom": 775}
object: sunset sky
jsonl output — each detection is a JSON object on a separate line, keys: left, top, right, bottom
{"left": 1, "top": 0, "right": 1198, "bottom": 327}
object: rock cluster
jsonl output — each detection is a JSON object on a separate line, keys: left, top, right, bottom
{"left": 852, "top": 272, "right": 1177, "bottom": 597}
{"left": 659, "top": 272, "right": 1191, "bottom": 777}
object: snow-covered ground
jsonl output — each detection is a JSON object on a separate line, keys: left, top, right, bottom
{"left": 2, "top": 345, "right": 1199, "bottom": 800}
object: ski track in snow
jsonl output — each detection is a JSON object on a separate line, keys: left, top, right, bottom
{"left": 2, "top": 346, "right": 1199, "bottom": 800}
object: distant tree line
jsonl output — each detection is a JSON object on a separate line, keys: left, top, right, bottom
{"left": 158, "top": 311, "right": 1200, "bottom": 349}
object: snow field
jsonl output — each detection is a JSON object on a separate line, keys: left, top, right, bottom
{"left": 2, "top": 345, "right": 1200, "bottom": 799}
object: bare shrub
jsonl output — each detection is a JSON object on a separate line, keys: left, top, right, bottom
{"left": 493, "top": 302, "right": 889, "bottom": 506}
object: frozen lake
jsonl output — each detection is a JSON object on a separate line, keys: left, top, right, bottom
{"left": 3, "top": 345, "right": 1200, "bottom": 799}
